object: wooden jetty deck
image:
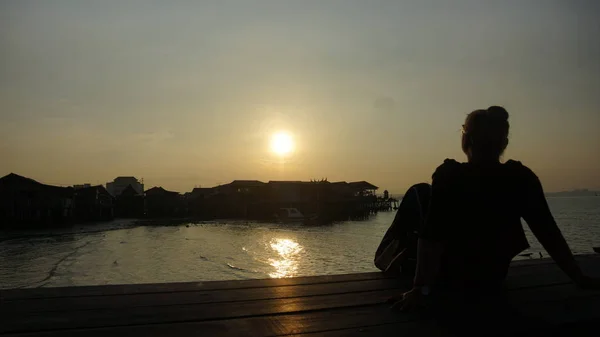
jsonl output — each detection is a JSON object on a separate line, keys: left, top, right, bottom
{"left": 1, "top": 254, "right": 599, "bottom": 336}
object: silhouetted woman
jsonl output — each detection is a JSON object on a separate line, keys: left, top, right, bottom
{"left": 389, "top": 106, "right": 599, "bottom": 312}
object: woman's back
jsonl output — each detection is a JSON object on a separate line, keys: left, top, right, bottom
{"left": 423, "top": 159, "right": 547, "bottom": 287}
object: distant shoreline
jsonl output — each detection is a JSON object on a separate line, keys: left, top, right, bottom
{"left": 0, "top": 216, "right": 338, "bottom": 240}
{"left": 391, "top": 191, "right": 600, "bottom": 199}
{"left": 545, "top": 190, "right": 599, "bottom": 198}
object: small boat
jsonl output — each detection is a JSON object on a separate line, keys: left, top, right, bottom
{"left": 274, "top": 208, "right": 318, "bottom": 224}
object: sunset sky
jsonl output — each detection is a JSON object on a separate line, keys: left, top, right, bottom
{"left": 1, "top": 0, "right": 599, "bottom": 194}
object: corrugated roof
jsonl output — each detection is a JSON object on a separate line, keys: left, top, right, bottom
{"left": 229, "top": 180, "right": 266, "bottom": 187}
{"left": 145, "top": 186, "right": 179, "bottom": 195}
{"left": 348, "top": 181, "right": 379, "bottom": 190}
{"left": 0, "top": 173, "right": 74, "bottom": 196}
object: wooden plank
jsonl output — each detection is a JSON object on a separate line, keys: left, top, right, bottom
{"left": 516, "top": 294, "right": 600, "bottom": 325}
{"left": 285, "top": 294, "right": 600, "bottom": 337}
{"left": 0, "top": 272, "right": 391, "bottom": 300}
{"left": 1, "top": 278, "right": 409, "bottom": 314}
{"left": 509, "top": 254, "right": 598, "bottom": 268}
{"left": 509, "top": 284, "right": 600, "bottom": 303}
{"left": 1, "top": 289, "right": 403, "bottom": 334}
{"left": 505, "top": 267, "right": 571, "bottom": 289}
{"left": 0, "top": 304, "right": 419, "bottom": 337}
{"left": 505, "top": 254, "right": 600, "bottom": 289}
{"left": 286, "top": 321, "right": 448, "bottom": 337}
{"left": 287, "top": 321, "right": 533, "bottom": 337}
{"left": 508, "top": 254, "right": 599, "bottom": 276}
{"left": 285, "top": 322, "right": 597, "bottom": 337}
{"left": 6, "top": 293, "right": 600, "bottom": 337}
{"left": 5, "top": 283, "right": 599, "bottom": 336}
{"left": 14, "top": 324, "right": 594, "bottom": 337}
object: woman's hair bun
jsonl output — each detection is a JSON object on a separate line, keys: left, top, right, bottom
{"left": 486, "top": 106, "right": 509, "bottom": 122}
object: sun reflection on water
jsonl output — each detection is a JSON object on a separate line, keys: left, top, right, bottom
{"left": 268, "top": 238, "right": 303, "bottom": 278}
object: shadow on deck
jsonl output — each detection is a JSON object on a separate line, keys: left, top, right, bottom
{"left": 1, "top": 255, "right": 599, "bottom": 336}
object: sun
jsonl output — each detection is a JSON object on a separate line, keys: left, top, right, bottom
{"left": 270, "top": 131, "right": 294, "bottom": 156}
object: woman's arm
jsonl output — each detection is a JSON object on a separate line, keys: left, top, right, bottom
{"left": 530, "top": 221, "right": 583, "bottom": 282}
{"left": 522, "top": 169, "right": 584, "bottom": 283}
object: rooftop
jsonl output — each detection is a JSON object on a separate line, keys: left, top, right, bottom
{"left": 348, "top": 181, "right": 379, "bottom": 190}
{"left": 0, "top": 173, "right": 73, "bottom": 196}
{"left": 145, "top": 186, "right": 179, "bottom": 196}
{"left": 112, "top": 177, "right": 141, "bottom": 183}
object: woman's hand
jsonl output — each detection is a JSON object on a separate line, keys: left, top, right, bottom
{"left": 387, "top": 287, "right": 426, "bottom": 311}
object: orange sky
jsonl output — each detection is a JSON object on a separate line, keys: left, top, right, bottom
{"left": 1, "top": 1, "right": 599, "bottom": 194}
